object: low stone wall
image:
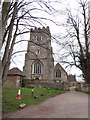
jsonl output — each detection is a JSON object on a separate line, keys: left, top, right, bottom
{"left": 76, "top": 83, "right": 90, "bottom": 92}
{"left": 24, "top": 79, "right": 69, "bottom": 90}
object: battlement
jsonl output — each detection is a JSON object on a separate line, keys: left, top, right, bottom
{"left": 30, "top": 26, "right": 51, "bottom": 35}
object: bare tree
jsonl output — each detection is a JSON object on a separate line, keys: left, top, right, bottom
{"left": 1, "top": 0, "right": 60, "bottom": 85}
{"left": 56, "top": 0, "right": 90, "bottom": 84}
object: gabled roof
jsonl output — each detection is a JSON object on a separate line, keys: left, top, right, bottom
{"left": 67, "top": 75, "right": 76, "bottom": 82}
{"left": 54, "top": 63, "right": 67, "bottom": 75}
{"left": 7, "top": 67, "right": 23, "bottom": 76}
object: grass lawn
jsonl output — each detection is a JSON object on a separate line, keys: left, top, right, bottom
{"left": 77, "top": 90, "right": 90, "bottom": 94}
{"left": 2, "top": 87, "right": 65, "bottom": 113}
{"left": 84, "top": 91, "right": 90, "bottom": 94}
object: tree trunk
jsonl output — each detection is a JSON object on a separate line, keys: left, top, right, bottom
{"left": 82, "top": 53, "right": 90, "bottom": 85}
{"left": 2, "top": 2, "right": 18, "bottom": 84}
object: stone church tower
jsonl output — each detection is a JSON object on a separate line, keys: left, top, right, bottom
{"left": 23, "top": 26, "right": 54, "bottom": 82}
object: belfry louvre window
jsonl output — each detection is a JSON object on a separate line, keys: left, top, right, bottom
{"left": 55, "top": 69, "right": 61, "bottom": 78}
{"left": 36, "top": 50, "right": 40, "bottom": 55}
{"left": 34, "top": 62, "right": 41, "bottom": 74}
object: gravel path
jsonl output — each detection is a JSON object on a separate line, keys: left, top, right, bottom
{"left": 3, "top": 91, "right": 88, "bottom": 118}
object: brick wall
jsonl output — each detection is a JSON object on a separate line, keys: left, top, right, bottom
{"left": 4, "top": 75, "right": 21, "bottom": 88}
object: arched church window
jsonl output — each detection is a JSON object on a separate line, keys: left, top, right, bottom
{"left": 55, "top": 69, "right": 61, "bottom": 78}
{"left": 35, "top": 36, "right": 38, "bottom": 41}
{"left": 37, "top": 36, "right": 41, "bottom": 41}
{"left": 34, "top": 62, "right": 41, "bottom": 74}
{"left": 41, "top": 36, "right": 42, "bottom": 41}
{"left": 36, "top": 50, "right": 40, "bottom": 55}
{"left": 35, "top": 36, "right": 42, "bottom": 41}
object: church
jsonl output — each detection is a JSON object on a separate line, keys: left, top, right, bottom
{"left": 23, "top": 26, "right": 68, "bottom": 87}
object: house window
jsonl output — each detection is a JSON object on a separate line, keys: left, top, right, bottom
{"left": 34, "top": 62, "right": 41, "bottom": 74}
{"left": 55, "top": 69, "right": 61, "bottom": 78}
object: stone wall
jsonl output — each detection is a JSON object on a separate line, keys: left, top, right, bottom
{"left": 24, "top": 79, "right": 69, "bottom": 90}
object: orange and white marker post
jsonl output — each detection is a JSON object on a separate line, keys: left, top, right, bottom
{"left": 16, "top": 80, "right": 21, "bottom": 100}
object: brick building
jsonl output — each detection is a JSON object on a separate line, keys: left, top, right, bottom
{"left": 4, "top": 67, "right": 23, "bottom": 88}
{"left": 67, "top": 75, "right": 76, "bottom": 86}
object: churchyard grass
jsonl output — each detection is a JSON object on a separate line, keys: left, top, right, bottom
{"left": 84, "top": 91, "right": 90, "bottom": 94}
{"left": 2, "top": 87, "right": 65, "bottom": 113}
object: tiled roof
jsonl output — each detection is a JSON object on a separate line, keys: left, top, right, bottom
{"left": 7, "top": 67, "right": 23, "bottom": 76}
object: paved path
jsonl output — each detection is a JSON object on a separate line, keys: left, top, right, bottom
{"left": 3, "top": 91, "right": 88, "bottom": 118}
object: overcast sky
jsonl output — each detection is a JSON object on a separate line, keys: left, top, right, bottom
{"left": 8, "top": 0, "right": 90, "bottom": 81}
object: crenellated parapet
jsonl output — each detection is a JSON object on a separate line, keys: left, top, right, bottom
{"left": 30, "top": 26, "right": 51, "bottom": 36}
